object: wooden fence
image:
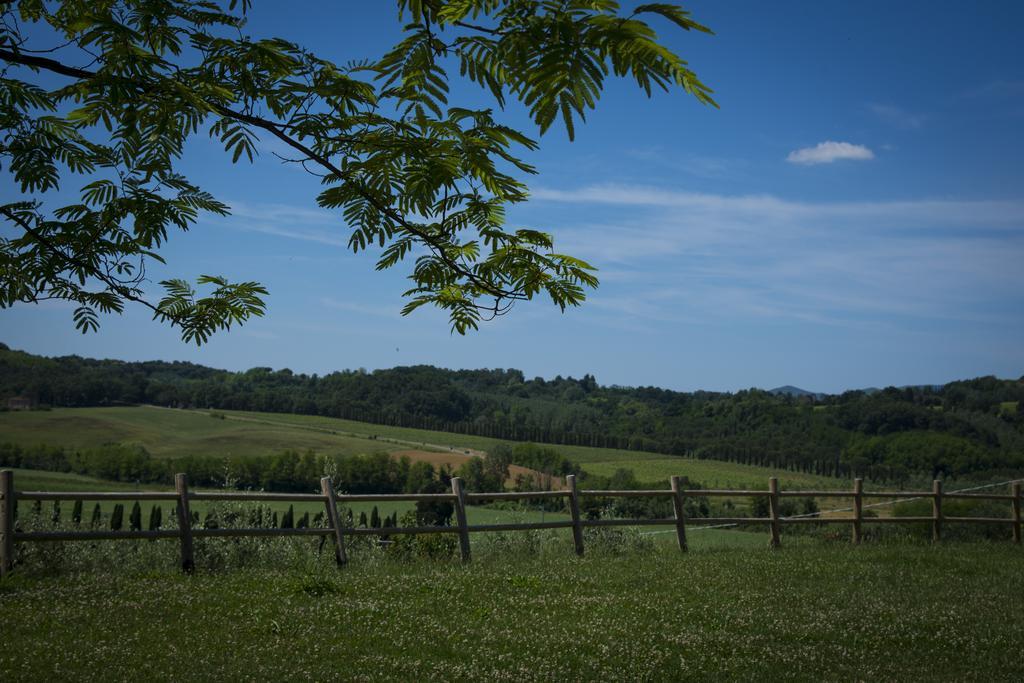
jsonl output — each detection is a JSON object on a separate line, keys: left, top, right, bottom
{"left": 0, "top": 470, "right": 1020, "bottom": 576}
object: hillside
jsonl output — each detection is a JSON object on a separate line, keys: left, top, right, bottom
{"left": 0, "top": 406, "right": 844, "bottom": 491}
{"left": 1, "top": 344, "right": 1023, "bottom": 483}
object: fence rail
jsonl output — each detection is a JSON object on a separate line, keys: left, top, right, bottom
{"left": 0, "top": 470, "right": 1020, "bottom": 576}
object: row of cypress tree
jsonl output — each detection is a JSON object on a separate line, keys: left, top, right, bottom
{"left": 25, "top": 501, "right": 402, "bottom": 531}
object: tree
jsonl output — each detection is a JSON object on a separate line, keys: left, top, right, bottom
{"left": 454, "top": 455, "right": 503, "bottom": 492}
{"left": 109, "top": 503, "right": 124, "bottom": 530}
{"left": 129, "top": 500, "right": 142, "bottom": 531}
{"left": 1, "top": 0, "right": 714, "bottom": 340}
{"left": 148, "top": 504, "right": 162, "bottom": 530}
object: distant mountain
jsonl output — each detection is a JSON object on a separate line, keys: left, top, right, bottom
{"left": 768, "top": 385, "right": 821, "bottom": 398}
{"left": 770, "top": 384, "right": 947, "bottom": 398}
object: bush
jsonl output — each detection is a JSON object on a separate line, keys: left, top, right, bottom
{"left": 385, "top": 511, "right": 457, "bottom": 560}
{"left": 893, "top": 497, "right": 1015, "bottom": 541}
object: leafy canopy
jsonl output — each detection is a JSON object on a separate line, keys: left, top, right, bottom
{"left": 0, "top": 0, "right": 714, "bottom": 342}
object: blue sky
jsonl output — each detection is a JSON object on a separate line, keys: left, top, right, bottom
{"left": 2, "top": 1, "right": 1023, "bottom": 393}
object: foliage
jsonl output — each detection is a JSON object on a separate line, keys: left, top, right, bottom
{"left": 0, "top": 0, "right": 715, "bottom": 338}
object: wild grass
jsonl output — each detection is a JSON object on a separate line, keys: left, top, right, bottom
{"left": 1, "top": 538, "right": 1022, "bottom": 680}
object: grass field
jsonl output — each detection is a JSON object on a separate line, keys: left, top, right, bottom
{"left": 0, "top": 406, "right": 405, "bottom": 459}
{"left": 579, "top": 457, "right": 842, "bottom": 490}
{"left": 0, "top": 405, "right": 845, "bottom": 489}
{"left": 1, "top": 542, "right": 1021, "bottom": 680}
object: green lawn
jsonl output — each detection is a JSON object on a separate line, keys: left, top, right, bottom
{"left": 1, "top": 542, "right": 1021, "bottom": 680}
{"left": 581, "top": 457, "right": 845, "bottom": 491}
{"left": 6, "top": 468, "right": 165, "bottom": 493}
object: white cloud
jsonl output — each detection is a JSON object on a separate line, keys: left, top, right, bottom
{"left": 201, "top": 198, "right": 350, "bottom": 248}
{"left": 962, "top": 80, "right": 1024, "bottom": 100}
{"left": 531, "top": 185, "right": 1024, "bottom": 231}
{"left": 868, "top": 103, "right": 926, "bottom": 129}
{"left": 786, "top": 141, "right": 874, "bottom": 165}
{"left": 527, "top": 183, "right": 1024, "bottom": 327}
{"left": 320, "top": 297, "right": 396, "bottom": 318}
{"left": 237, "top": 223, "right": 348, "bottom": 248}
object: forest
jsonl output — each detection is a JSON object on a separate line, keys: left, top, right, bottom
{"left": 1, "top": 343, "right": 1022, "bottom": 483}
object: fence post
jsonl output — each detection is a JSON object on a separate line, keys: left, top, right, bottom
{"left": 450, "top": 477, "right": 471, "bottom": 564}
{"left": 1012, "top": 481, "right": 1021, "bottom": 545}
{"left": 932, "top": 480, "right": 943, "bottom": 543}
{"left": 852, "top": 478, "right": 863, "bottom": 545}
{"left": 669, "top": 475, "right": 688, "bottom": 552}
{"left": 566, "top": 474, "right": 584, "bottom": 556}
{"left": 320, "top": 477, "right": 348, "bottom": 566}
{"left": 1, "top": 470, "right": 13, "bottom": 577}
{"left": 767, "top": 477, "right": 781, "bottom": 549}
{"left": 174, "top": 473, "right": 195, "bottom": 573}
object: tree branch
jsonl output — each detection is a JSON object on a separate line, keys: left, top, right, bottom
{"left": 0, "top": 205, "right": 174, "bottom": 322}
{"left": 0, "top": 43, "right": 525, "bottom": 303}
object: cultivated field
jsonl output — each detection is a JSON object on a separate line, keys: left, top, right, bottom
{"left": 1, "top": 542, "right": 1021, "bottom": 680}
